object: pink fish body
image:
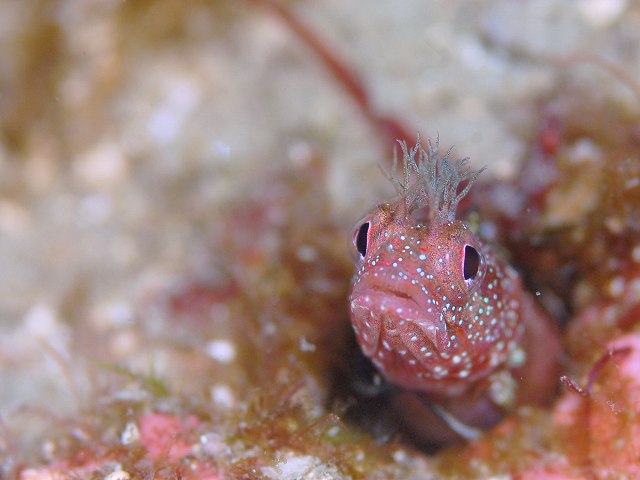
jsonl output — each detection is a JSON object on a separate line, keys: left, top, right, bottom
{"left": 349, "top": 139, "right": 557, "bottom": 411}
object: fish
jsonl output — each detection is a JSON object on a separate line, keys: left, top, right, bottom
{"left": 348, "top": 137, "right": 560, "bottom": 437}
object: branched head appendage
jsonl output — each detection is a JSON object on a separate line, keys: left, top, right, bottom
{"left": 395, "top": 136, "right": 485, "bottom": 224}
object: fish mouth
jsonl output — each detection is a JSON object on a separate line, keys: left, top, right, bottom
{"left": 350, "top": 285, "right": 421, "bottom": 318}
{"left": 349, "top": 280, "right": 447, "bottom": 356}
{"left": 350, "top": 275, "right": 431, "bottom": 319}
{"left": 349, "top": 287, "right": 422, "bottom": 357}
{"left": 350, "top": 285, "right": 436, "bottom": 331}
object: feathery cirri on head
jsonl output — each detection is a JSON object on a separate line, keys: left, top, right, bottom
{"left": 349, "top": 138, "right": 527, "bottom": 399}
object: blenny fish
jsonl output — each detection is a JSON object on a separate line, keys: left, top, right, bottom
{"left": 349, "top": 138, "right": 560, "bottom": 441}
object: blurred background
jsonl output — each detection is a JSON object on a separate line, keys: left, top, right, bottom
{"left": 0, "top": 0, "right": 638, "bottom": 461}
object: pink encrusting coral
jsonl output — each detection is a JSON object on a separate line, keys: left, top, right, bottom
{"left": 18, "top": 412, "right": 222, "bottom": 480}
{"left": 553, "top": 335, "right": 640, "bottom": 478}
{"left": 433, "top": 332, "right": 640, "bottom": 479}
{"left": 138, "top": 413, "right": 199, "bottom": 463}
{"left": 348, "top": 139, "right": 560, "bottom": 440}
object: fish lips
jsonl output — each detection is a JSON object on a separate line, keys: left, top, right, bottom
{"left": 350, "top": 280, "right": 447, "bottom": 357}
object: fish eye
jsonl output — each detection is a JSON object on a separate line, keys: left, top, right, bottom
{"left": 354, "top": 221, "right": 370, "bottom": 259}
{"left": 463, "top": 245, "right": 480, "bottom": 281}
